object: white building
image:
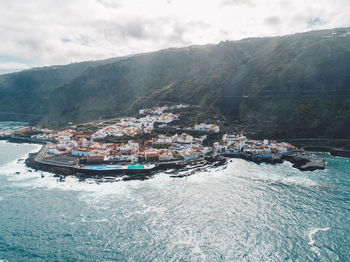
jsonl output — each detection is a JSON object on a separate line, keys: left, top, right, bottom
{"left": 194, "top": 123, "right": 220, "bottom": 133}
{"left": 71, "top": 148, "right": 92, "bottom": 157}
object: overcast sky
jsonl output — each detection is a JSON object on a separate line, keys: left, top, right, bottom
{"left": 0, "top": 0, "right": 349, "bottom": 74}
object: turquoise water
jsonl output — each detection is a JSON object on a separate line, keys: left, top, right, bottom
{"left": 1, "top": 139, "right": 350, "bottom": 261}
{"left": 127, "top": 166, "right": 144, "bottom": 169}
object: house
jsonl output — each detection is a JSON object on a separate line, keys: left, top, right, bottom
{"left": 194, "top": 123, "right": 220, "bottom": 133}
{"left": 71, "top": 148, "right": 93, "bottom": 157}
{"left": 87, "top": 155, "right": 105, "bottom": 164}
{"left": 181, "top": 151, "right": 201, "bottom": 161}
{"left": 159, "top": 153, "right": 173, "bottom": 161}
{"left": 155, "top": 135, "right": 172, "bottom": 144}
{"left": 145, "top": 152, "right": 159, "bottom": 162}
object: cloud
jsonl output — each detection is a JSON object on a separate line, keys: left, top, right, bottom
{"left": 264, "top": 16, "right": 281, "bottom": 26}
{"left": 0, "top": 0, "right": 349, "bottom": 74}
{"left": 97, "top": 0, "right": 122, "bottom": 8}
{"left": 95, "top": 18, "right": 149, "bottom": 40}
{"left": 221, "top": 0, "right": 255, "bottom": 7}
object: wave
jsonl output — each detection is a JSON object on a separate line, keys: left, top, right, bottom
{"left": 308, "top": 227, "right": 330, "bottom": 245}
{"left": 165, "top": 158, "right": 321, "bottom": 188}
{"left": 216, "top": 159, "right": 321, "bottom": 187}
{"left": 0, "top": 152, "right": 151, "bottom": 203}
{"left": 0, "top": 142, "right": 322, "bottom": 203}
{"left": 0, "top": 141, "right": 42, "bottom": 167}
{"left": 308, "top": 227, "right": 330, "bottom": 256}
{"left": 2, "top": 157, "right": 320, "bottom": 195}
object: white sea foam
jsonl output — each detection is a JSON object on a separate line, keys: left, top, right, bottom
{"left": 308, "top": 227, "right": 330, "bottom": 245}
{"left": 0, "top": 142, "right": 42, "bottom": 168}
{"left": 172, "top": 229, "right": 207, "bottom": 260}
{"left": 1, "top": 158, "right": 168, "bottom": 209}
{"left": 308, "top": 227, "right": 330, "bottom": 256}
{"left": 221, "top": 159, "right": 320, "bottom": 187}
{"left": 136, "top": 205, "right": 167, "bottom": 215}
{"left": 1, "top": 142, "right": 321, "bottom": 205}
{"left": 0, "top": 145, "right": 139, "bottom": 196}
{"left": 92, "top": 218, "right": 109, "bottom": 223}
{"left": 310, "top": 246, "right": 321, "bottom": 256}
{"left": 3, "top": 157, "right": 319, "bottom": 199}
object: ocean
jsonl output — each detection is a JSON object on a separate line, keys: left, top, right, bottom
{"left": 0, "top": 128, "right": 350, "bottom": 261}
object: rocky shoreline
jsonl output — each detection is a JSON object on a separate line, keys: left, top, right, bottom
{"left": 221, "top": 152, "right": 325, "bottom": 172}
{"left": 25, "top": 151, "right": 227, "bottom": 181}
{"left": 2, "top": 137, "right": 327, "bottom": 181}
{"left": 303, "top": 146, "right": 350, "bottom": 158}
{"left": 24, "top": 149, "right": 325, "bottom": 182}
{"left": 280, "top": 154, "right": 325, "bottom": 171}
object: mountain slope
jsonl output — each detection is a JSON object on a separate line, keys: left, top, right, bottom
{"left": 0, "top": 57, "right": 129, "bottom": 119}
{"left": 1, "top": 27, "right": 350, "bottom": 138}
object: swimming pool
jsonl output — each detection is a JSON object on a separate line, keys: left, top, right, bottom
{"left": 84, "top": 166, "right": 122, "bottom": 170}
{"left": 127, "top": 166, "right": 144, "bottom": 169}
{"left": 84, "top": 165, "right": 146, "bottom": 170}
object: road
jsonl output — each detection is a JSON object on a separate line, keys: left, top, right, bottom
{"left": 34, "top": 143, "right": 77, "bottom": 168}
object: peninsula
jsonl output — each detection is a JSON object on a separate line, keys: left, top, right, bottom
{"left": 1, "top": 105, "right": 325, "bottom": 180}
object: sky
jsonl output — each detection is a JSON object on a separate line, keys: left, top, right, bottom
{"left": 0, "top": 0, "right": 349, "bottom": 74}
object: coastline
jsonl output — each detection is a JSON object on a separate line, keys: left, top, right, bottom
{"left": 277, "top": 138, "right": 350, "bottom": 158}
{"left": 24, "top": 151, "right": 227, "bottom": 181}
{"left": 1, "top": 135, "right": 335, "bottom": 180}
{"left": 4, "top": 137, "right": 325, "bottom": 180}
{"left": 219, "top": 152, "right": 326, "bottom": 172}
{"left": 2, "top": 137, "right": 349, "bottom": 261}
{"left": 303, "top": 146, "right": 350, "bottom": 158}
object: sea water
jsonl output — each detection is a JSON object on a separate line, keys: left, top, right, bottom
{"left": 0, "top": 138, "right": 350, "bottom": 261}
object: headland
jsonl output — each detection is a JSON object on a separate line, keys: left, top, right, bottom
{"left": 0, "top": 104, "right": 328, "bottom": 180}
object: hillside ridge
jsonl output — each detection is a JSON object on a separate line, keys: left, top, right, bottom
{"left": 1, "top": 26, "right": 350, "bottom": 139}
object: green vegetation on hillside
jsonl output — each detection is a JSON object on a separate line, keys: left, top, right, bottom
{"left": 1, "top": 27, "right": 350, "bottom": 139}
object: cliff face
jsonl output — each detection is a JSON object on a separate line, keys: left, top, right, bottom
{"left": 1, "top": 27, "right": 350, "bottom": 138}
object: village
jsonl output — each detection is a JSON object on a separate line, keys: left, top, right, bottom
{"left": 18, "top": 104, "right": 218, "bottom": 165}
{"left": 1, "top": 104, "right": 325, "bottom": 172}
